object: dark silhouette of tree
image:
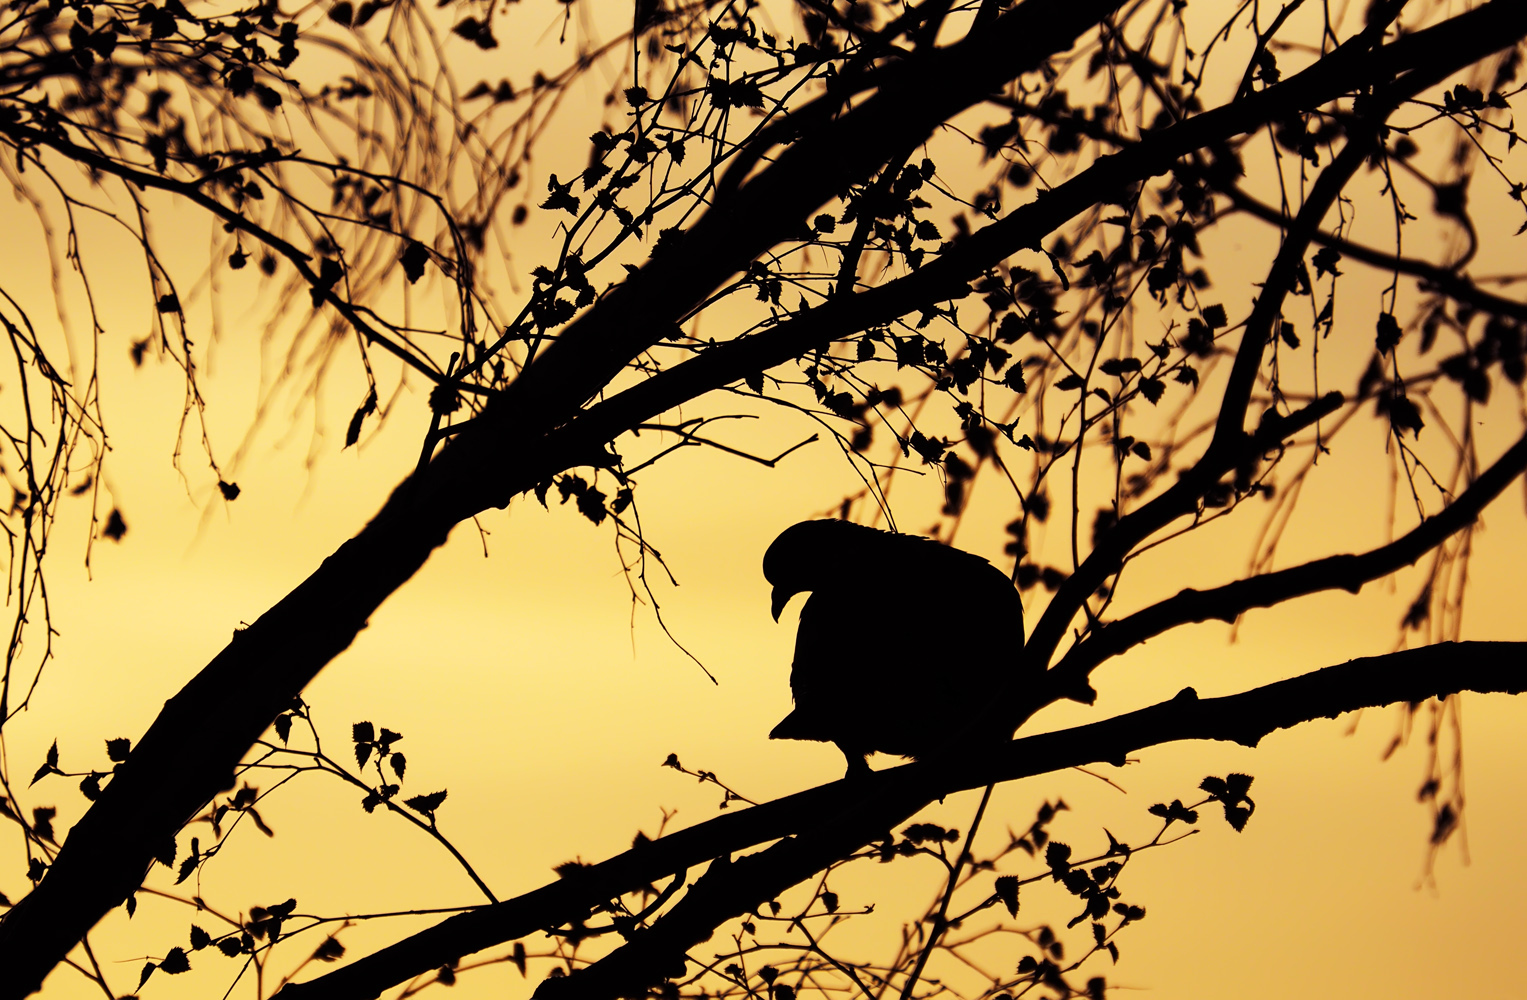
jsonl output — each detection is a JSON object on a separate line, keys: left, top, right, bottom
{"left": 763, "top": 519, "right": 1031, "bottom": 776}
{"left": 0, "top": 0, "right": 1525, "bottom": 997}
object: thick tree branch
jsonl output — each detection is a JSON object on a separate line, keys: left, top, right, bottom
{"left": 0, "top": 7, "right": 1125, "bottom": 990}
{"left": 280, "top": 641, "right": 1527, "bottom": 1000}
{"left": 1019, "top": 0, "right": 1527, "bottom": 678}
{"left": 0, "top": 495, "right": 459, "bottom": 997}
{"left": 550, "top": 1, "right": 1526, "bottom": 495}
{"left": 485, "top": 0, "right": 1126, "bottom": 431}
{"left": 6, "top": 3, "right": 1525, "bottom": 993}
{"left": 1046, "top": 430, "right": 1527, "bottom": 695}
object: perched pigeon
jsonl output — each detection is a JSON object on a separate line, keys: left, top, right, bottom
{"left": 762, "top": 519, "right": 1029, "bottom": 776}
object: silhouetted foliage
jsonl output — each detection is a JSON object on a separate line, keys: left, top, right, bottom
{"left": 1, "top": 0, "right": 1527, "bottom": 998}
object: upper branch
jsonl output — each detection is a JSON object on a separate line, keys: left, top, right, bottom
{"left": 1224, "top": 183, "right": 1527, "bottom": 323}
{"left": 486, "top": 0, "right": 1130, "bottom": 428}
{"left": 1022, "top": 132, "right": 1375, "bottom": 678}
{"left": 1046, "top": 429, "right": 1527, "bottom": 695}
{"left": 1021, "top": 0, "right": 1527, "bottom": 677}
{"left": 538, "top": 1, "right": 1527, "bottom": 513}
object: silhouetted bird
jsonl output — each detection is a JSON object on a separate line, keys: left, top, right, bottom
{"left": 762, "top": 519, "right": 1029, "bottom": 777}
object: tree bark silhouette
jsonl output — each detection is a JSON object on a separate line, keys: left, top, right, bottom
{"left": 278, "top": 641, "right": 1527, "bottom": 1000}
{"left": 2, "top": 0, "right": 1526, "bottom": 994}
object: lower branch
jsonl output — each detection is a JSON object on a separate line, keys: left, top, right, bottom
{"left": 280, "top": 640, "right": 1527, "bottom": 1000}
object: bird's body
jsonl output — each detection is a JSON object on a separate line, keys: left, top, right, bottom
{"left": 763, "top": 519, "right": 1030, "bottom": 775}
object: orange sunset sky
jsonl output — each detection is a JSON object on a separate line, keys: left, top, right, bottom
{"left": 2, "top": 1, "right": 1526, "bottom": 998}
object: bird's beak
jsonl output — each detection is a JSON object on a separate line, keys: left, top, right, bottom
{"left": 770, "top": 586, "right": 793, "bottom": 622}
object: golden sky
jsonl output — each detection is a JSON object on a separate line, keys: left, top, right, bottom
{"left": 3, "top": 1, "right": 1527, "bottom": 998}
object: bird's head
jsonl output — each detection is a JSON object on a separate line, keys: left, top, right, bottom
{"left": 762, "top": 519, "right": 879, "bottom": 621}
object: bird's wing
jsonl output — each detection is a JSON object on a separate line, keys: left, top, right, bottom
{"left": 775, "top": 587, "right": 953, "bottom": 756}
{"left": 765, "top": 522, "right": 1031, "bottom": 760}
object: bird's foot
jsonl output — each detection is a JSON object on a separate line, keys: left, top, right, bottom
{"left": 841, "top": 749, "right": 873, "bottom": 781}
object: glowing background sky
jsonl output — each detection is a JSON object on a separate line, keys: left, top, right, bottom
{"left": 2, "top": 1, "right": 1526, "bottom": 997}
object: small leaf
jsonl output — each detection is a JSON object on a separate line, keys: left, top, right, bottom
{"left": 1098, "top": 357, "right": 1141, "bottom": 376}
{"left": 405, "top": 789, "right": 448, "bottom": 815}
{"left": 345, "top": 388, "right": 378, "bottom": 449}
{"left": 106, "top": 738, "right": 131, "bottom": 762}
{"left": 1375, "top": 312, "right": 1402, "bottom": 355}
{"left": 1389, "top": 395, "right": 1424, "bottom": 437}
{"left": 160, "top": 947, "right": 191, "bottom": 974}
{"left": 995, "top": 875, "right": 1019, "bottom": 916}
{"left": 103, "top": 508, "right": 128, "bottom": 541}
{"left": 1279, "top": 318, "right": 1300, "bottom": 349}
{"left": 1311, "top": 246, "right": 1342, "bottom": 278}
{"left": 176, "top": 850, "right": 199, "bottom": 884}
{"left": 575, "top": 486, "right": 608, "bottom": 526}
{"left": 313, "top": 936, "right": 346, "bottom": 962}
{"left": 253, "top": 84, "right": 283, "bottom": 110}
{"left": 400, "top": 241, "right": 430, "bottom": 284}
{"left": 31, "top": 807, "right": 55, "bottom": 843}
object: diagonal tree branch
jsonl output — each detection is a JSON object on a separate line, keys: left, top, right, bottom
{"left": 0, "top": 4, "right": 1128, "bottom": 992}
{"left": 280, "top": 640, "right": 1527, "bottom": 1000}
{"left": 1224, "top": 183, "right": 1527, "bottom": 322}
{"left": 1017, "top": 0, "right": 1527, "bottom": 679}
{"left": 1020, "top": 129, "right": 1380, "bottom": 682}
{"left": 546, "top": 0, "right": 1527, "bottom": 507}
{"left": 7, "top": 3, "right": 1526, "bottom": 994}
{"left": 484, "top": 0, "right": 1127, "bottom": 428}
{"left": 1045, "top": 430, "right": 1527, "bottom": 696}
